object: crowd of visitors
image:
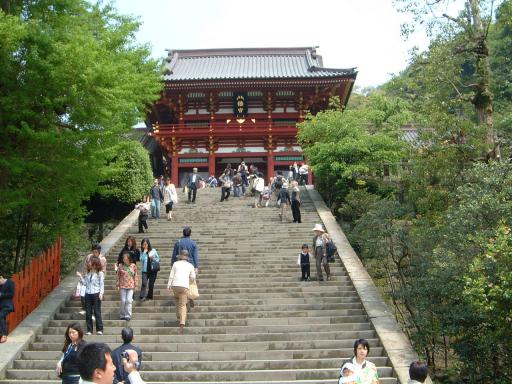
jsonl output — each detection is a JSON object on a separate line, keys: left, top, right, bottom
{"left": 1, "top": 163, "right": 428, "bottom": 384}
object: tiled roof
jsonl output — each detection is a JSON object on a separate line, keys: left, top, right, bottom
{"left": 164, "top": 47, "right": 357, "bottom": 81}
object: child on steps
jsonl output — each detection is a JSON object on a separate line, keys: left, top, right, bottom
{"left": 297, "top": 244, "right": 311, "bottom": 281}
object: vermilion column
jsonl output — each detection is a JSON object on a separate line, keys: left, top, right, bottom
{"left": 267, "top": 151, "right": 274, "bottom": 183}
{"left": 171, "top": 154, "right": 179, "bottom": 186}
{"left": 208, "top": 152, "right": 216, "bottom": 178}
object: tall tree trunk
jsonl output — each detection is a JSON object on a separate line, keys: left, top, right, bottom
{"left": 469, "top": 0, "right": 501, "bottom": 160}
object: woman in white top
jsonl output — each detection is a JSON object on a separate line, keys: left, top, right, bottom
{"left": 253, "top": 173, "right": 265, "bottom": 208}
{"left": 163, "top": 178, "right": 178, "bottom": 221}
{"left": 76, "top": 256, "right": 104, "bottom": 335}
{"left": 167, "top": 250, "right": 196, "bottom": 332}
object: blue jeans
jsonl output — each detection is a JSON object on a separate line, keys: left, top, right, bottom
{"left": 233, "top": 185, "right": 242, "bottom": 197}
{"left": 151, "top": 200, "right": 161, "bottom": 218}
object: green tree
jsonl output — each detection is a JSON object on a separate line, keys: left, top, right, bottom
{"left": 98, "top": 140, "right": 154, "bottom": 204}
{"left": 297, "top": 95, "right": 410, "bottom": 208}
{"left": 394, "top": 0, "right": 502, "bottom": 159}
{"left": 462, "top": 223, "right": 512, "bottom": 383}
{"left": 0, "top": 0, "right": 162, "bottom": 273}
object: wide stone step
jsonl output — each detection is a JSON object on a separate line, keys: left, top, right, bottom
{"left": 36, "top": 330, "right": 375, "bottom": 345}
{"left": 30, "top": 335, "right": 380, "bottom": 352}
{"left": 21, "top": 347, "right": 384, "bottom": 361}
{"left": 44, "top": 322, "right": 368, "bottom": 336}
{"left": 14, "top": 357, "right": 391, "bottom": 371}
{"left": 5, "top": 367, "right": 394, "bottom": 381}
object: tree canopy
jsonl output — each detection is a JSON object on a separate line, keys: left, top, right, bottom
{"left": 300, "top": 1, "right": 512, "bottom": 381}
{"left": 0, "top": 0, "right": 162, "bottom": 273}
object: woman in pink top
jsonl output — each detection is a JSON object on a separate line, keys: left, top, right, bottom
{"left": 167, "top": 250, "right": 196, "bottom": 333}
{"left": 116, "top": 251, "right": 138, "bottom": 321}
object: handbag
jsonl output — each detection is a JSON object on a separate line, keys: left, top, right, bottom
{"left": 188, "top": 280, "right": 199, "bottom": 300}
{"left": 74, "top": 282, "right": 82, "bottom": 299}
{"left": 150, "top": 259, "right": 160, "bottom": 272}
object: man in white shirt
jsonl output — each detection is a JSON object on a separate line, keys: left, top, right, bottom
{"left": 298, "top": 163, "right": 309, "bottom": 185}
{"left": 78, "top": 342, "right": 145, "bottom": 384}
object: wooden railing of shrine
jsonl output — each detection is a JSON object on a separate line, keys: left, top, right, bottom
{"left": 151, "top": 121, "right": 298, "bottom": 139}
{"left": 7, "top": 237, "right": 62, "bottom": 332}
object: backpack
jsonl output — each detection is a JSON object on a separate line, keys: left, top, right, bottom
{"left": 326, "top": 240, "right": 337, "bottom": 262}
{"left": 274, "top": 176, "right": 283, "bottom": 189}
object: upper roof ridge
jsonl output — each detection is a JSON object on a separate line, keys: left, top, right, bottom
{"left": 166, "top": 47, "right": 319, "bottom": 58}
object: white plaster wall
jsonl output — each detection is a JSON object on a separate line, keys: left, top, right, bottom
{"left": 248, "top": 107, "right": 266, "bottom": 114}
{"left": 178, "top": 148, "right": 208, "bottom": 154}
{"left": 216, "top": 147, "right": 266, "bottom": 153}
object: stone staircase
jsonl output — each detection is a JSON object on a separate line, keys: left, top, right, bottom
{"left": 0, "top": 187, "right": 398, "bottom": 383}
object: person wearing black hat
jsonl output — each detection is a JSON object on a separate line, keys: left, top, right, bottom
{"left": 111, "top": 327, "right": 143, "bottom": 384}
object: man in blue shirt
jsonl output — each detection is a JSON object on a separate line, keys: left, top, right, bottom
{"left": 171, "top": 227, "right": 199, "bottom": 272}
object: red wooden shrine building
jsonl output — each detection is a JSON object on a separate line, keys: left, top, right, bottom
{"left": 144, "top": 47, "right": 357, "bottom": 185}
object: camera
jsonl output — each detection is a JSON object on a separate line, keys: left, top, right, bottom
{"left": 121, "top": 351, "right": 140, "bottom": 370}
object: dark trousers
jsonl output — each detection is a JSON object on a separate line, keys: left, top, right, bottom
{"left": 291, "top": 200, "right": 301, "bottom": 223}
{"left": 301, "top": 263, "right": 310, "bottom": 280}
{"left": 85, "top": 293, "right": 103, "bottom": 333}
{"left": 314, "top": 247, "right": 330, "bottom": 281}
{"left": 300, "top": 174, "right": 308, "bottom": 185}
{"left": 221, "top": 187, "right": 231, "bottom": 201}
{"left": 138, "top": 215, "right": 148, "bottom": 233}
{"left": 188, "top": 186, "right": 197, "bottom": 202}
{"left": 140, "top": 272, "right": 158, "bottom": 299}
{"left": 61, "top": 374, "right": 80, "bottom": 384}
{"left": 0, "top": 308, "right": 11, "bottom": 336}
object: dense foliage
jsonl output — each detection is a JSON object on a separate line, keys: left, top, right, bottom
{"left": 0, "top": 0, "right": 162, "bottom": 274}
{"left": 98, "top": 140, "right": 154, "bottom": 204}
{"left": 300, "top": 1, "right": 512, "bottom": 382}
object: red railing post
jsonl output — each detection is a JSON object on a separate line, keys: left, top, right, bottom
{"left": 6, "top": 237, "right": 62, "bottom": 333}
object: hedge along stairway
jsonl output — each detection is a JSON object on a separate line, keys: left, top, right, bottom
{"left": 1, "top": 187, "right": 401, "bottom": 384}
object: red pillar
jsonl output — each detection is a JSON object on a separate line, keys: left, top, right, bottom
{"left": 208, "top": 152, "right": 216, "bottom": 178}
{"left": 308, "top": 169, "right": 313, "bottom": 185}
{"left": 267, "top": 151, "right": 274, "bottom": 183}
{"left": 171, "top": 154, "right": 179, "bottom": 186}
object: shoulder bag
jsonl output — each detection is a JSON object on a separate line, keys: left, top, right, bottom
{"left": 188, "top": 280, "right": 199, "bottom": 300}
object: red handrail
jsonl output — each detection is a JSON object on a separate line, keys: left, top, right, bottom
{"left": 7, "top": 236, "right": 62, "bottom": 332}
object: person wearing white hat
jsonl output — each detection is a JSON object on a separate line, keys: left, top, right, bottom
{"left": 312, "top": 224, "right": 331, "bottom": 281}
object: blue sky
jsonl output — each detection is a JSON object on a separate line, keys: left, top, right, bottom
{"left": 113, "top": 0, "right": 431, "bottom": 88}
